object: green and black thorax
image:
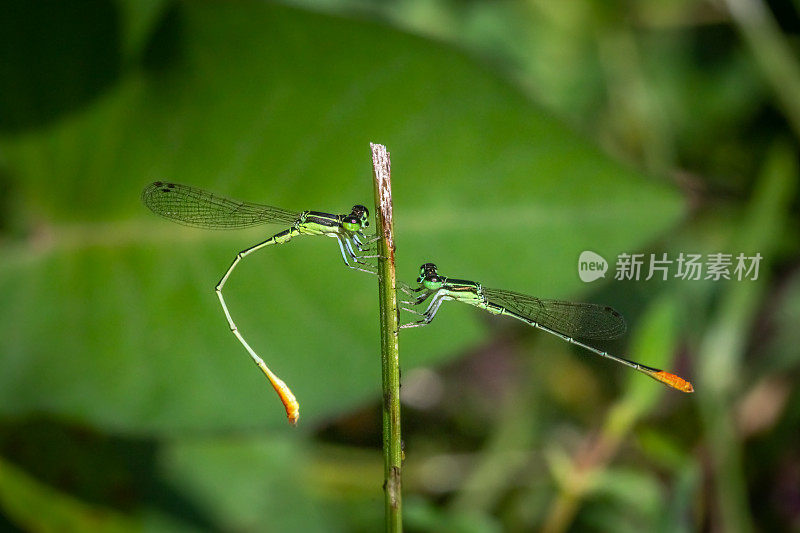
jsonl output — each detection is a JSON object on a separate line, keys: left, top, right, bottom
{"left": 416, "top": 263, "right": 485, "bottom": 301}
{"left": 297, "top": 204, "right": 370, "bottom": 234}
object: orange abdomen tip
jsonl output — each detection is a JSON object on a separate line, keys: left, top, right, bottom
{"left": 276, "top": 386, "right": 300, "bottom": 426}
{"left": 653, "top": 371, "right": 694, "bottom": 393}
{"left": 259, "top": 365, "right": 301, "bottom": 425}
{"left": 286, "top": 406, "right": 300, "bottom": 426}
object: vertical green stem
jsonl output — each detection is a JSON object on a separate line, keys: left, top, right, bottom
{"left": 371, "top": 143, "right": 402, "bottom": 532}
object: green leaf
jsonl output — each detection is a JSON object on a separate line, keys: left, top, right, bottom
{"left": 0, "top": 1, "right": 684, "bottom": 434}
{"left": 159, "top": 435, "right": 335, "bottom": 532}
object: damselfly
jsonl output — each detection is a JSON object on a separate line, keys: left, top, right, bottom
{"left": 142, "top": 181, "right": 380, "bottom": 424}
{"left": 401, "top": 263, "right": 693, "bottom": 392}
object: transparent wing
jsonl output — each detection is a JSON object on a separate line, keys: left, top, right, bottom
{"left": 141, "top": 182, "right": 301, "bottom": 229}
{"left": 483, "top": 287, "right": 626, "bottom": 340}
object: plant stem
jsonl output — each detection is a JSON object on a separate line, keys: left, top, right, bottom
{"left": 370, "top": 143, "right": 403, "bottom": 532}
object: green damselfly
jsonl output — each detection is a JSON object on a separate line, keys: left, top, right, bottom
{"left": 142, "top": 181, "right": 380, "bottom": 424}
{"left": 401, "top": 263, "right": 693, "bottom": 393}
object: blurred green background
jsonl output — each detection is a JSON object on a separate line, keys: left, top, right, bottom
{"left": 1, "top": 0, "right": 798, "bottom": 531}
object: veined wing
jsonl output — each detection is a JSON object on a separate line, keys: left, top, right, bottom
{"left": 141, "top": 182, "right": 301, "bottom": 229}
{"left": 483, "top": 287, "right": 626, "bottom": 340}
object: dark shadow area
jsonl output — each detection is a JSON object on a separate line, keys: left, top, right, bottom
{"left": 0, "top": 512, "right": 24, "bottom": 533}
{"left": 141, "top": 2, "right": 185, "bottom": 74}
{"left": 0, "top": 0, "right": 122, "bottom": 133}
{"left": 0, "top": 417, "right": 217, "bottom": 530}
{"left": 0, "top": 167, "right": 12, "bottom": 236}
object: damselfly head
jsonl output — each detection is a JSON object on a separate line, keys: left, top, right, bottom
{"left": 417, "top": 263, "right": 440, "bottom": 285}
{"left": 350, "top": 205, "right": 370, "bottom": 228}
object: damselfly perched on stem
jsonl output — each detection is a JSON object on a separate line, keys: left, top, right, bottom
{"left": 401, "top": 263, "right": 694, "bottom": 393}
{"left": 142, "top": 181, "right": 380, "bottom": 424}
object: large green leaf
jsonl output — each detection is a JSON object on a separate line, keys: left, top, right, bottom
{"left": 158, "top": 435, "right": 336, "bottom": 532}
{"left": 0, "top": 0, "right": 684, "bottom": 434}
